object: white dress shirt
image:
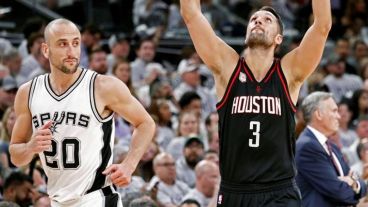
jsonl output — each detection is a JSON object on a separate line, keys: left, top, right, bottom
{"left": 308, "top": 126, "right": 344, "bottom": 176}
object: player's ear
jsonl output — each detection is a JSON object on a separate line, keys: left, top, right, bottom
{"left": 41, "top": 42, "right": 49, "bottom": 59}
{"left": 275, "top": 34, "right": 283, "bottom": 45}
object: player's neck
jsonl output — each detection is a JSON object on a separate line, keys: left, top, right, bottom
{"left": 49, "top": 67, "right": 82, "bottom": 95}
{"left": 244, "top": 48, "right": 274, "bottom": 81}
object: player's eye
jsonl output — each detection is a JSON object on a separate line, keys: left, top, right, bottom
{"left": 265, "top": 17, "right": 272, "bottom": 23}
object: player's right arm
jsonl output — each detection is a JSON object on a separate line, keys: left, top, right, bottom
{"left": 180, "top": 0, "right": 238, "bottom": 93}
{"left": 9, "top": 83, "right": 52, "bottom": 167}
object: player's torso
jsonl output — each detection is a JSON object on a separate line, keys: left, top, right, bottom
{"left": 29, "top": 69, "right": 115, "bottom": 203}
{"left": 216, "top": 58, "right": 297, "bottom": 184}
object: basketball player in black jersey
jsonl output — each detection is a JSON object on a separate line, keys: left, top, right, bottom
{"left": 181, "top": 0, "right": 331, "bottom": 206}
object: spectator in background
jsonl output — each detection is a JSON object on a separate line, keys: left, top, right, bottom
{"left": 351, "top": 138, "right": 368, "bottom": 179}
{"left": 136, "top": 62, "right": 168, "bottom": 108}
{"left": 27, "top": 50, "right": 50, "bottom": 80}
{"left": 201, "top": 0, "right": 229, "bottom": 34}
{"left": 296, "top": 92, "right": 367, "bottom": 207}
{"left": 80, "top": 24, "right": 102, "bottom": 68}
{"left": 112, "top": 60, "right": 136, "bottom": 143}
{"left": 1, "top": 48, "right": 23, "bottom": 85}
{"left": 167, "top": 111, "right": 201, "bottom": 159}
{"left": 203, "top": 150, "right": 219, "bottom": 166}
{"left": 345, "top": 116, "right": 368, "bottom": 166}
{"left": 134, "top": 141, "right": 161, "bottom": 182}
{"left": 349, "top": 89, "right": 368, "bottom": 125}
{"left": 149, "top": 99, "right": 175, "bottom": 150}
{"left": 330, "top": 37, "right": 357, "bottom": 74}
{"left": 0, "top": 76, "right": 18, "bottom": 119}
{"left": 176, "top": 137, "right": 205, "bottom": 188}
{"left": 322, "top": 58, "right": 363, "bottom": 103}
{"left": 174, "top": 59, "right": 216, "bottom": 119}
{"left": 207, "top": 128, "right": 219, "bottom": 154}
{"left": 112, "top": 59, "right": 136, "bottom": 97}
{"left": 338, "top": 100, "right": 358, "bottom": 148}
{"left": 149, "top": 153, "right": 190, "bottom": 206}
{"left": 349, "top": 39, "right": 368, "bottom": 72}
{"left": 359, "top": 61, "right": 368, "bottom": 81}
{"left": 204, "top": 111, "right": 219, "bottom": 143}
{"left": 179, "top": 91, "right": 202, "bottom": 120}
{"left": 107, "top": 33, "right": 131, "bottom": 74}
{"left": 89, "top": 48, "right": 108, "bottom": 74}
{"left": 181, "top": 160, "right": 219, "bottom": 207}
{"left": 18, "top": 18, "right": 46, "bottom": 59}
{"left": 2, "top": 172, "right": 34, "bottom": 207}
{"left": 0, "top": 107, "right": 16, "bottom": 172}
{"left": 179, "top": 199, "right": 200, "bottom": 207}
{"left": 20, "top": 33, "right": 46, "bottom": 80}
{"left": 150, "top": 80, "right": 180, "bottom": 115}
{"left": 129, "top": 196, "right": 158, "bottom": 207}
{"left": 131, "top": 38, "right": 157, "bottom": 89}
{"left": 0, "top": 201, "right": 20, "bottom": 207}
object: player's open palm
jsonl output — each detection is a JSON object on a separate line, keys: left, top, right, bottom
{"left": 102, "top": 163, "right": 133, "bottom": 187}
{"left": 27, "top": 120, "right": 53, "bottom": 154}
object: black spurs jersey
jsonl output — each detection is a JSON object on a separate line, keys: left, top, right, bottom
{"left": 216, "top": 57, "right": 297, "bottom": 185}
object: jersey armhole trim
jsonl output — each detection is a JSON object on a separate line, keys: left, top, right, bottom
{"left": 89, "top": 73, "right": 114, "bottom": 123}
{"left": 276, "top": 63, "right": 297, "bottom": 112}
{"left": 28, "top": 76, "right": 38, "bottom": 111}
{"left": 216, "top": 58, "right": 242, "bottom": 110}
{"left": 241, "top": 57, "right": 254, "bottom": 82}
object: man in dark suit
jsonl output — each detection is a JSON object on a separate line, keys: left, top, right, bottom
{"left": 296, "top": 91, "right": 367, "bottom": 207}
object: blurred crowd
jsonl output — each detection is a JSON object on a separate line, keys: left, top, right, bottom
{"left": 0, "top": 0, "right": 368, "bottom": 207}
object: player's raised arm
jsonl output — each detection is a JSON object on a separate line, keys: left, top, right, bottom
{"left": 282, "top": 0, "right": 331, "bottom": 94}
{"left": 97, "top": 75, "right": 155, "bottom": 187}
{"left": 9, "top": 83, "right": 53, "bottom": 167}
{"left": 180, "top": 0, "right": 238, "bottom": 75}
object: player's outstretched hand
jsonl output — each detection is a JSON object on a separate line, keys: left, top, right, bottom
{"left": 27, "top": 120, "right": 53, "bottom": 154}
{"left": 102, "top": 163, "right": 133, "bottom": 187}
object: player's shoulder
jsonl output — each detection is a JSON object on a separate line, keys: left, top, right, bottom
{"left": 93, "top": 74, "right": 128, "bottom": 95}
{"left": 94, "top": 73, "right": 121, "bottom": 87}
{"left": 16, "top": 80, "right": 33, "bottom": 98}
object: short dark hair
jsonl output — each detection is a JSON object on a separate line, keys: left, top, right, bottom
{"left": 81, "top": 23, "right": 101, "bottom": 35}
{"left": 89, "top": 47, "right": 107, "bottom": 61}
{"left": 356, "top": 139, "right": 368, "bottom": 160}
{"left": 180, "top": 199, "right": 200, "bottom": 207}
{"left": 179, "top": 91, "right": 201, "bottom": 109}
{"left": 22, "top": 18, "right": 46, "bottom": 39}
{"left": 4, "top": 172, "right": 33, "bottom": 190}
{"left": 135, "top": 37, "right": 155, "bottom": 51}
{"left": 27, "top": 32, "right": 44, "bottom": 53}
{"left": 259, "top": 6, "right": 284, "bottom": 35}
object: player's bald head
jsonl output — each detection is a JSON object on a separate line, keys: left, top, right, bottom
{"left": 44, "top": 18, "right": 80, "bottom": 44}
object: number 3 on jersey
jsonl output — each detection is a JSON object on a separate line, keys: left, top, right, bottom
{"left": 44, "top": 138, "right": 80, "bottom": 169}
{"left": 249, "top": 121, "right": 260, "bottom": 147}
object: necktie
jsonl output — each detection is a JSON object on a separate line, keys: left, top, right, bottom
{"left": 326, "top": 140, "right": 342, "bottom": 176}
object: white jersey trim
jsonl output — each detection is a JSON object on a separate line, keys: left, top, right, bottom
{"left": 28, "top": 76, "right": 38, "bottom": 110}
{"left": 89, "top": 73, "right": 114, "bottom": 123}
{"left": 45, "top": 69, "right": 87, "bottom": 102}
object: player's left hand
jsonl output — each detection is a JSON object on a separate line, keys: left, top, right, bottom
{"left": 102, "top": 163, "right": 133, "bottom": 187}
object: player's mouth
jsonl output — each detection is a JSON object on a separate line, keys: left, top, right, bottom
{"left": 252, "top": 27, "right": 264, "bottom": 33}
{"left": 64, "top": 58, "right": 77, "bottom": 63}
